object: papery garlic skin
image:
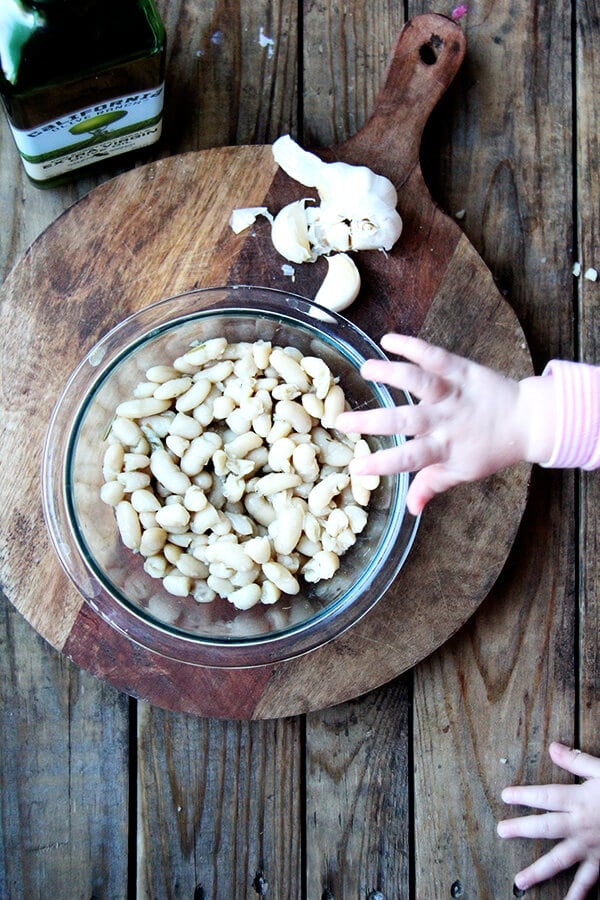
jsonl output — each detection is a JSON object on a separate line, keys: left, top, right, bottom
{"left": 229, "top": 206, "right": 273, "bottom": 234}
{"left": 271, "top": 199, "right": 317, "bottom": 264}
{"left": 313, "top": 253, "right": 361, "bottom": 312}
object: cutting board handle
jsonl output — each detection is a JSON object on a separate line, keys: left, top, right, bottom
{"left": 337, "top": 13, "right": 466, "bottom": 185}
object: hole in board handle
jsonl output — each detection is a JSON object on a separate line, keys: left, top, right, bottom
{"left": 419, "top": 33, "right": 443, "bottom": 65}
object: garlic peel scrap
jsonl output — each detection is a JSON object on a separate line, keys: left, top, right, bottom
{"left": 229, "top": 206, "right": 273, "bottom": 234}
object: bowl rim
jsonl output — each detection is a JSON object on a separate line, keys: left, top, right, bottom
{"left": 42, "top": 285, "right": 420, "bottom": 668}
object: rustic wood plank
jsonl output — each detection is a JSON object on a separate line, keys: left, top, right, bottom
{"left": 156, "top": 0, "right": 298, "bottom": 152}
{"left": 576, "top": 0, "right": 600, "bottom": 772}
{"left": 136, "top": 706, "right": 303, "bottom": 898}
{"left": 302, "top": 5, "right": 412, "bottom": 898}
{"left": 0, "top": 597, "right": 130, "bottom": 897}
{"left": 133, "top": 5, "right": 306, "bottom": 898}
{"left": 412, "top": 2, "right": 577, "bottom": 898}
{"left": 305, "top": 677, "right": 412, "bottom": 898}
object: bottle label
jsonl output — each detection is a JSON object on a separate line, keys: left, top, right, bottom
{"left": 9, "top": 84, "right": 165, "bottom": 180}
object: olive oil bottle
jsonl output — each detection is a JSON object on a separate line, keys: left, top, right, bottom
{"left": 0, "top": 0, "right": 166, "bottom": 186}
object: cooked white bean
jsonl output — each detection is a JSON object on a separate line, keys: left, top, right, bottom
{"left": 321, "top": 439, "right": 354, "bottom": 467}
{"left": 143, "top": 554, "right": 169, "bottom": 579}
{"left": 110, "top": 416, "right": 145, "bottom": 447}
{"left": 269, "top": 500, "right": 303, "bottom": 555}
{"left": 322, "top": 384, "right": 346, "bottom": 428}
{"left": 225, "top": 431, "right": 263, "bottom": 459}
{"left": 204, "top": 541, "right": 254, "bottom": 572}
{"left": 244, "top": 492, "right": 276, "bottom": 527}
{"left": 260, "top": 581, "right": 281, "bottom": 605}
{"left": 180, "top": 336, "right": 227, "bottom": 367}
{"left": 103, "top": 444, "right": 124, "bottom": 481}
{"left": 100, "top": 480, "right": 125, "bottom": 506}
{"left": 174, "top": 377, "right": 212, "bottom": 412}
{"left": 115, "top": 500, "right": 141, "bottom": 550}
{"left": 301, "top": 356, "right": 332, "bottom": 399}
{"left": 268, "top": 348, "right": 311, "bottom": 392}
{"left": 169, "top": 412, "right": 202, "bottom": 439}
{"left": 176, "top": 553, "right": 209, "bottom": 579}
{"left": 207, "top": 573, "right": 235, "bottom": 598}
{"left": 155, "top": 504, "right": 190, "bottom": 533}
{"left": 262, "top": 561, "right": 300, "bottom": 595}
{"left": 117, "top": 470, "right": 151, "bottom": 493}
{"left": 139, "top": 526, "right": 167, "bottom": 557}
{"left": 308, "top": 472, "right": 350, "bottom": 514}
{"left": 150, "top": 448, "right": 191, "bottom": 494}
{"left": 302, "top": 550, "right": 340, "bottom": 583}
{"left": 130, "top": 488, "right": 161, "bottom": 513}
{"left": 145, "top": 364, "right": 179, "bottom": 383}
{"left": 274, "top": 399, "right": 312, "bottom": 434}
{"left": 153, "top": 376, "right": 193, "bottom": 400}
{"left": 115, "top": 397, "right": 171, "bottom": 418}
{"left": 123, "top": 452, "right": 151, "bottom": 471}
{"left": 244, "top": 535, "right": 271, "bottom": 565}
{"left": 165, "top": 434, "right": 189, "bottom": 458}
{"left": 183, "top": 485, "right": 208, "bottom": 512}
{"left": 229, "top": 583, "right": 261, "bottom": 610}
{"left": 163, "top": 571, "right": 192, "bottom": 597}
{"left": 301, "top": 392, "right": 324, "bottom": 419}
{"left": 253, "top": 472, "right": 302, "bottom": 496}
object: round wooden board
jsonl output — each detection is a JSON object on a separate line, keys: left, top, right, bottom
{"left": 0, "top": 14, "right": 533, "bottom": 718}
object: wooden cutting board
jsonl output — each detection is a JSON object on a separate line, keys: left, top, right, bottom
{"left": 0, "top": 14, "right": 532, "bottom": 719}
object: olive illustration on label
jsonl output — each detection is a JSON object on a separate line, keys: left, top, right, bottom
{"left": 69, "top": 109, "right": 128, "bottom": 140}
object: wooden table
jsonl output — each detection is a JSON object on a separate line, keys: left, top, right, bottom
{"left": 1, "top": 2, "right": 597, "bottom": 898}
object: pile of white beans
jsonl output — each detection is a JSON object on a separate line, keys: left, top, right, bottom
{"left": 100, "top": 336, "right": 379, "bottom": 611}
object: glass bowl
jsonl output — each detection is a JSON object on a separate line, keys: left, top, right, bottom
{"left": 42, "top": 286, "right": 419, "bottom": 667}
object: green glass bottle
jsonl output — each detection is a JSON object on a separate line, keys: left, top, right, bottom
{"left": 0, "top": 0, "right": 166, "bottom": 186}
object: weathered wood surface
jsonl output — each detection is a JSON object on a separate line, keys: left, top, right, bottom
{"left": 0, "top": 2, "right": 595, "bottom": 898}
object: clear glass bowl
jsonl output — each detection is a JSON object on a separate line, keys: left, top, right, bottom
{"left": 42, "top": 286, "right": 419, "bottom": 667}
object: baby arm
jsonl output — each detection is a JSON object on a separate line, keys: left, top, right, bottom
{"left": 498, "top": 742, "right": 600, "bottom": 900}
{"left": 335, "top": 333, "right": 557, "bottom": 515}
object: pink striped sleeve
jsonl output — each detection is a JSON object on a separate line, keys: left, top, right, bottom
{"left": 541, "top": 360, "right": 600, "bottom": 469}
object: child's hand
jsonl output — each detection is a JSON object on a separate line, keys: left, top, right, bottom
{"left": 335, "top": 333, "right": 555, "bottom": 515}
{"left": 498, "top": 742, "right": 600, "bottom": 900}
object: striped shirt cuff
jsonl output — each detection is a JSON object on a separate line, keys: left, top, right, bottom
{"left": 541, "top": 360, "right": 600, "bottom": 469}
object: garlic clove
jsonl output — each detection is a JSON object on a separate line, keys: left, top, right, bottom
{"left": 313, "top": 252, "right": 361, "bottom": 313}
{"left": 316, "top": 161, "right": 398, "bottom": 209}
{"left": 229, "top": 206, "right": 273, "bottom": 234}
{"left": 347, "top": 198, "right": 403, "bottom": 251}
{"left": 272, "top": 134, "right": 325, "bottom": 188}
{"left": 271, "top": 199, "right": 316, "bottom": 263}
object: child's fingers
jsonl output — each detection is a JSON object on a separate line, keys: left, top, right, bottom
{"left": 497, "top": 811, "right": 569, "bottom": 841}
{"left": 549, "top": 741, "right": 600, "bottom": 779}
{"left": 565, "top": 859, "right": 600, "bottom": 900}
{"left": 360, "top": 358, "right": 448, "bottom": 402}
{"left": 347, "top": 438, "right": 442, "bottom": 478}
{"left": 380, "top": 333, "right": 466, "bottom": 378}
{"left": 335, "top": 403, "right": 433, "bottom": 438}
{"left": 501, "top": 783, "right": 578, "bottom": 812}
{"left": 512, "top": 838, "right": 582, "bottom": 892}
{"left": 405, "top": 464, "right": 463, "bottom": 514}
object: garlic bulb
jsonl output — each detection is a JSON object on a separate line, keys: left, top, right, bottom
{"left": 272, "top": 134, "right": 402, "bottom": 253}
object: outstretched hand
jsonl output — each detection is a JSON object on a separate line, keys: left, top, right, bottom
{"left": 335, "top": 333, "right": 555, "bottom": 515}
{"left": 498, "top": 742, "right": 600, "bottom": 899}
